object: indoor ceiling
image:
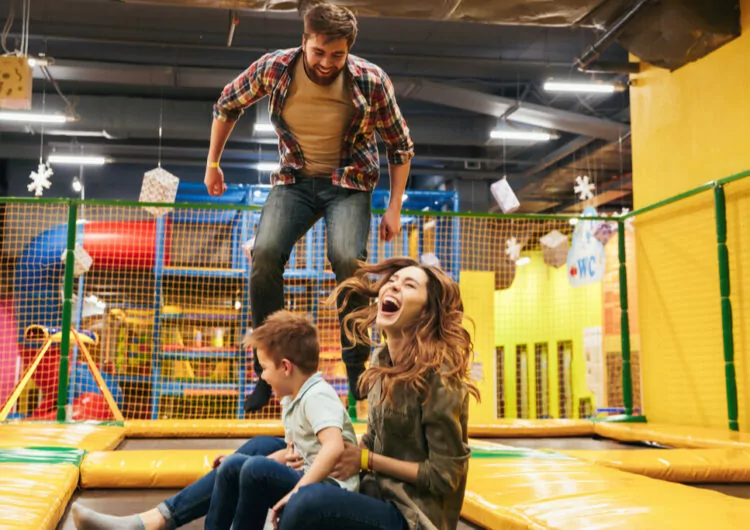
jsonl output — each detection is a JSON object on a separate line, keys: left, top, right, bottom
{"left": 0, "top": 0, "right": 736, "bottom": 212}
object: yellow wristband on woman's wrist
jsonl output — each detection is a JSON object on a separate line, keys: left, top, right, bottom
{"left": 208, "top": 161, "right": 220, "bottom": 168}
{"left": 360, "top": 449, "right": 371, "bottom": 472}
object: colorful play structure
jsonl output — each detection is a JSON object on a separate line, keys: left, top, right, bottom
{"left": 2, "top": 162, "right": 750, "bottom": 529}
{"left": 7, "top": 183, "right": 461, "bottom": 422}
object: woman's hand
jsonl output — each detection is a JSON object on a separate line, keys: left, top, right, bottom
{"left": 212, "top": 455, "right": 226, "bottom": 469}
{"left": 331, "top": 442, "right": 362, "bottom": 481}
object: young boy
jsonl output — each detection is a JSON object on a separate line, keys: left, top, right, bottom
{"left": 204, "top": 310, "right": 359, "bottom": 530}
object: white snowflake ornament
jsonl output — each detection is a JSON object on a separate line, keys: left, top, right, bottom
{"left": 616, "top": 207, "right": 635, "bottom": 231}
{"left": 574, "top": 175, "right": 595, "bottom": 201}
{"left": 28, "top": 162, "right": 54, "bottom": 197}
{"left": 505, "top": 237, "right": 522, "bottom": 261}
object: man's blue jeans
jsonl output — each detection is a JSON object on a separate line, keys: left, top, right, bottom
{"left": 158, "top": 436, "right": 286, "bottom": 529}
{"left": 250, "top": 177, "right": 372, "bottom": 375}
{"left": 204, "top": 454, "right": 303, "bottom": 530}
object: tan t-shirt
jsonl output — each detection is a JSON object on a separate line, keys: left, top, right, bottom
{"left": 281, "top": 57, "right": 356, "bottom": 177}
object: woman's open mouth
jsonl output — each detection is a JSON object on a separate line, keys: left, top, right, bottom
{"left": 380, "top": 294, "right": 401, "bottom": 317}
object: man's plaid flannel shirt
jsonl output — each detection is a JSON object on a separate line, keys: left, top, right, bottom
{"left": 213, "top": 47, "right": 414, "bottom": 192}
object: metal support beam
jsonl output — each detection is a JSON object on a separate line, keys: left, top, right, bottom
{"left": 395, "top": 78, "right": 628, "bottom": 141}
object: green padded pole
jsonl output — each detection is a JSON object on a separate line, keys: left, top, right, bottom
{"left": 348, "top": 392, "right": 357, "bottom": 421}
{"left": 714, "top": 185, "right": 739, "bottom": 431}
{"left": 617, "top": 219, "right": 633, "bottom": 417}
{"left": 57, "top": 201, "right": 78, "bottom": 421}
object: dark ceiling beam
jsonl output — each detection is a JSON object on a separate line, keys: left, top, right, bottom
{"left": 520, "top": 136, "right": 598, "bottom": 179}
{"left": 0, "top": 139, "right": 518, "bottom": 181}
{"left": 395, "top": 78, "right": 629, "bottom": 141}
{"left": 21, "top": 33, "right": 576, "bottom": 72}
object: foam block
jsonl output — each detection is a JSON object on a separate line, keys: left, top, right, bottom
{"left": 139, "top": 167, "right": 180, "bottom": 217}
{"left": 490, "top": 178, "right": 520, "bottom": 213}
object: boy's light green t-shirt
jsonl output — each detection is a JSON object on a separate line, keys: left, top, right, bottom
{"left": 280, "top": 371, "right": 360, "bottom": 492}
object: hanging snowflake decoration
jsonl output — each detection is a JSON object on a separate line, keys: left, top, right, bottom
{"left": 616, "top": 207, "right": 635, "bottom": 231}
{"left": 28, "top": 162, "right": 54, "bottom": 197}
{"left": 573, "top": 175, "right": 595, "bottom": 201}
{"left": 505, "top": 236, "right": 522, "bottom": 261}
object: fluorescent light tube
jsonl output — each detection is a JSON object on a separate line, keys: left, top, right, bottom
{"left": 256, "top": 162, "right": 279, "bottom": 171}
{"left": 543, "top": 81, "right": 617, "bottom": 94}
{"left": 48, "top": 155, "right": 108, "bottom": 165}
{"left": 0, "top": 112, "right": 69, "bottom": 123}
{"left": 254, "top": 123, "right": 275, "bottom": 133}
{"left": 490, "top": 130, "right": 553, "bottom": 141}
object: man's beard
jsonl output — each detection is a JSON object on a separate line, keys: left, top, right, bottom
{"left": 303, "top": 54, "right": 343, "bottom": 86}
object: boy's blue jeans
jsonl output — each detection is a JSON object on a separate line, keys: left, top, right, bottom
{"left": 158, "top": 435, "right": 407, "bottom": 530}
{"left": 204, "top": 453, "right": 304, "bottom": 530}
{"left": 157, "top": 436, "right": 285, "bottom": 529}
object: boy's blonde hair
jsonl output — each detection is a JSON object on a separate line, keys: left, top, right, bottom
{"left": 245, "top": 310, "right": 320, "bottom": 374}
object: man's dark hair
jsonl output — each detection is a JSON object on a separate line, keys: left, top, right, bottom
{"left": 300, "top": 1, "right": 358, "bottom": 48}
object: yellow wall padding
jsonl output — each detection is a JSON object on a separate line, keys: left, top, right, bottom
{"left": 629, "top": 0, "right": 750, "bottom": 430}
{"left": 461, "top": 458, "right": 750, "bottom": 530}
{"left": 80, "top": 450, "right": 233, "bottom": 489}
{"left": 0, "top": 423, "right": 125, "bottom": 451}
{"left": 558, "top": 448, "right": 750, "bottom": 483}
{"left": 468, "top": 419, "right": 594, "bottom": 438}
{"left": 595, "top": 422, "right": 750, "bottom": 449}
{"left": 0, "top": 463, "right": 79, "bottom": 530}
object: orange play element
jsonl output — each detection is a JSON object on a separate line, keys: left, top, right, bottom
{"left": 0, "top": 326, "right": 123, "bottom": 422}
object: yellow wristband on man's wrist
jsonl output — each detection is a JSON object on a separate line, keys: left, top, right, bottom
{"left": 360, "top": 449, "right": 370, "bottom": 472}
{"left": 208, "top": 161, "right": 220, "bottom": 168}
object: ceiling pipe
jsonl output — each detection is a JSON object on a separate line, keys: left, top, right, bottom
{"left": 227, "top": 11, "right": 239, "bottom": 47}
{"left": 575, "top": 0, "right": 654, "bottom": 72}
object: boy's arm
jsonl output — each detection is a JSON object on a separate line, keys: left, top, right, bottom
{"left": 293, "top": 427, "right": 344, "bottom": 489}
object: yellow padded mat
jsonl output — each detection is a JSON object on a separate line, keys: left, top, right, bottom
{"left": 595, "top": 422, "right": 750, "bottom": 448}
{"left": 124, "top": 419, "right": 286, "bottom": 438}
{"left": 82, "top": 447, "right": 750, "bottom": 529}
{"left": 80, "top": 449, "right": 230, "bottom": 488}
{"left": 124, "top": 420, "right": 370, "bottom": 438}
{"left": 0, "top": 463, "right": 79, "bottom": 530}
{"left": 0, "top": 422, "right": 125, "bottom": 451}
{"left": 469, "top": 419, "right": 594, "bottom": 437}
{"left": 124, "top": 419, "right": 592, "bottom": 438}
{"left": 462, "top": 458, "right": 750, "bottom": 529}
{"left": 558, "top": 448, "right": 750, "bottom": 482}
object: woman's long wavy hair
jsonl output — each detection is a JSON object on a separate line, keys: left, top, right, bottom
{"left": 330, "top": 257, "right": 480, "bottom": 406}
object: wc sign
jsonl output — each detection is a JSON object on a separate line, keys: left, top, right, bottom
{"left": 567, "top": 206, "right": 606, "bottom": 287}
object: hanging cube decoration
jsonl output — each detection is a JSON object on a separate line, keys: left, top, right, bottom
{"left": 594, "top": 220, "right": 617, "bottom": 246}
{"left": 490, "top": 178, "right": 520, "bottom": 213}
{"left": 61, "top": 244, "right": 93, "bottom": 278}
{"left": 139, "top": 167, "right": 180, "bottom": 218}
{"left": 0, "top": 56, "right": 33, "bottom": 110}
{"left": 540, "top": 229, "right": 569, "bottom": 268}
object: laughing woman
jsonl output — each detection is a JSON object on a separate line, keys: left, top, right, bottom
{"left": 278, "top": 257, "right": 480, "bottom": 530}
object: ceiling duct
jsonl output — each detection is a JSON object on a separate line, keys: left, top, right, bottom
{"left": 120, "top": 0, "right": 740, "bottom": 71}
